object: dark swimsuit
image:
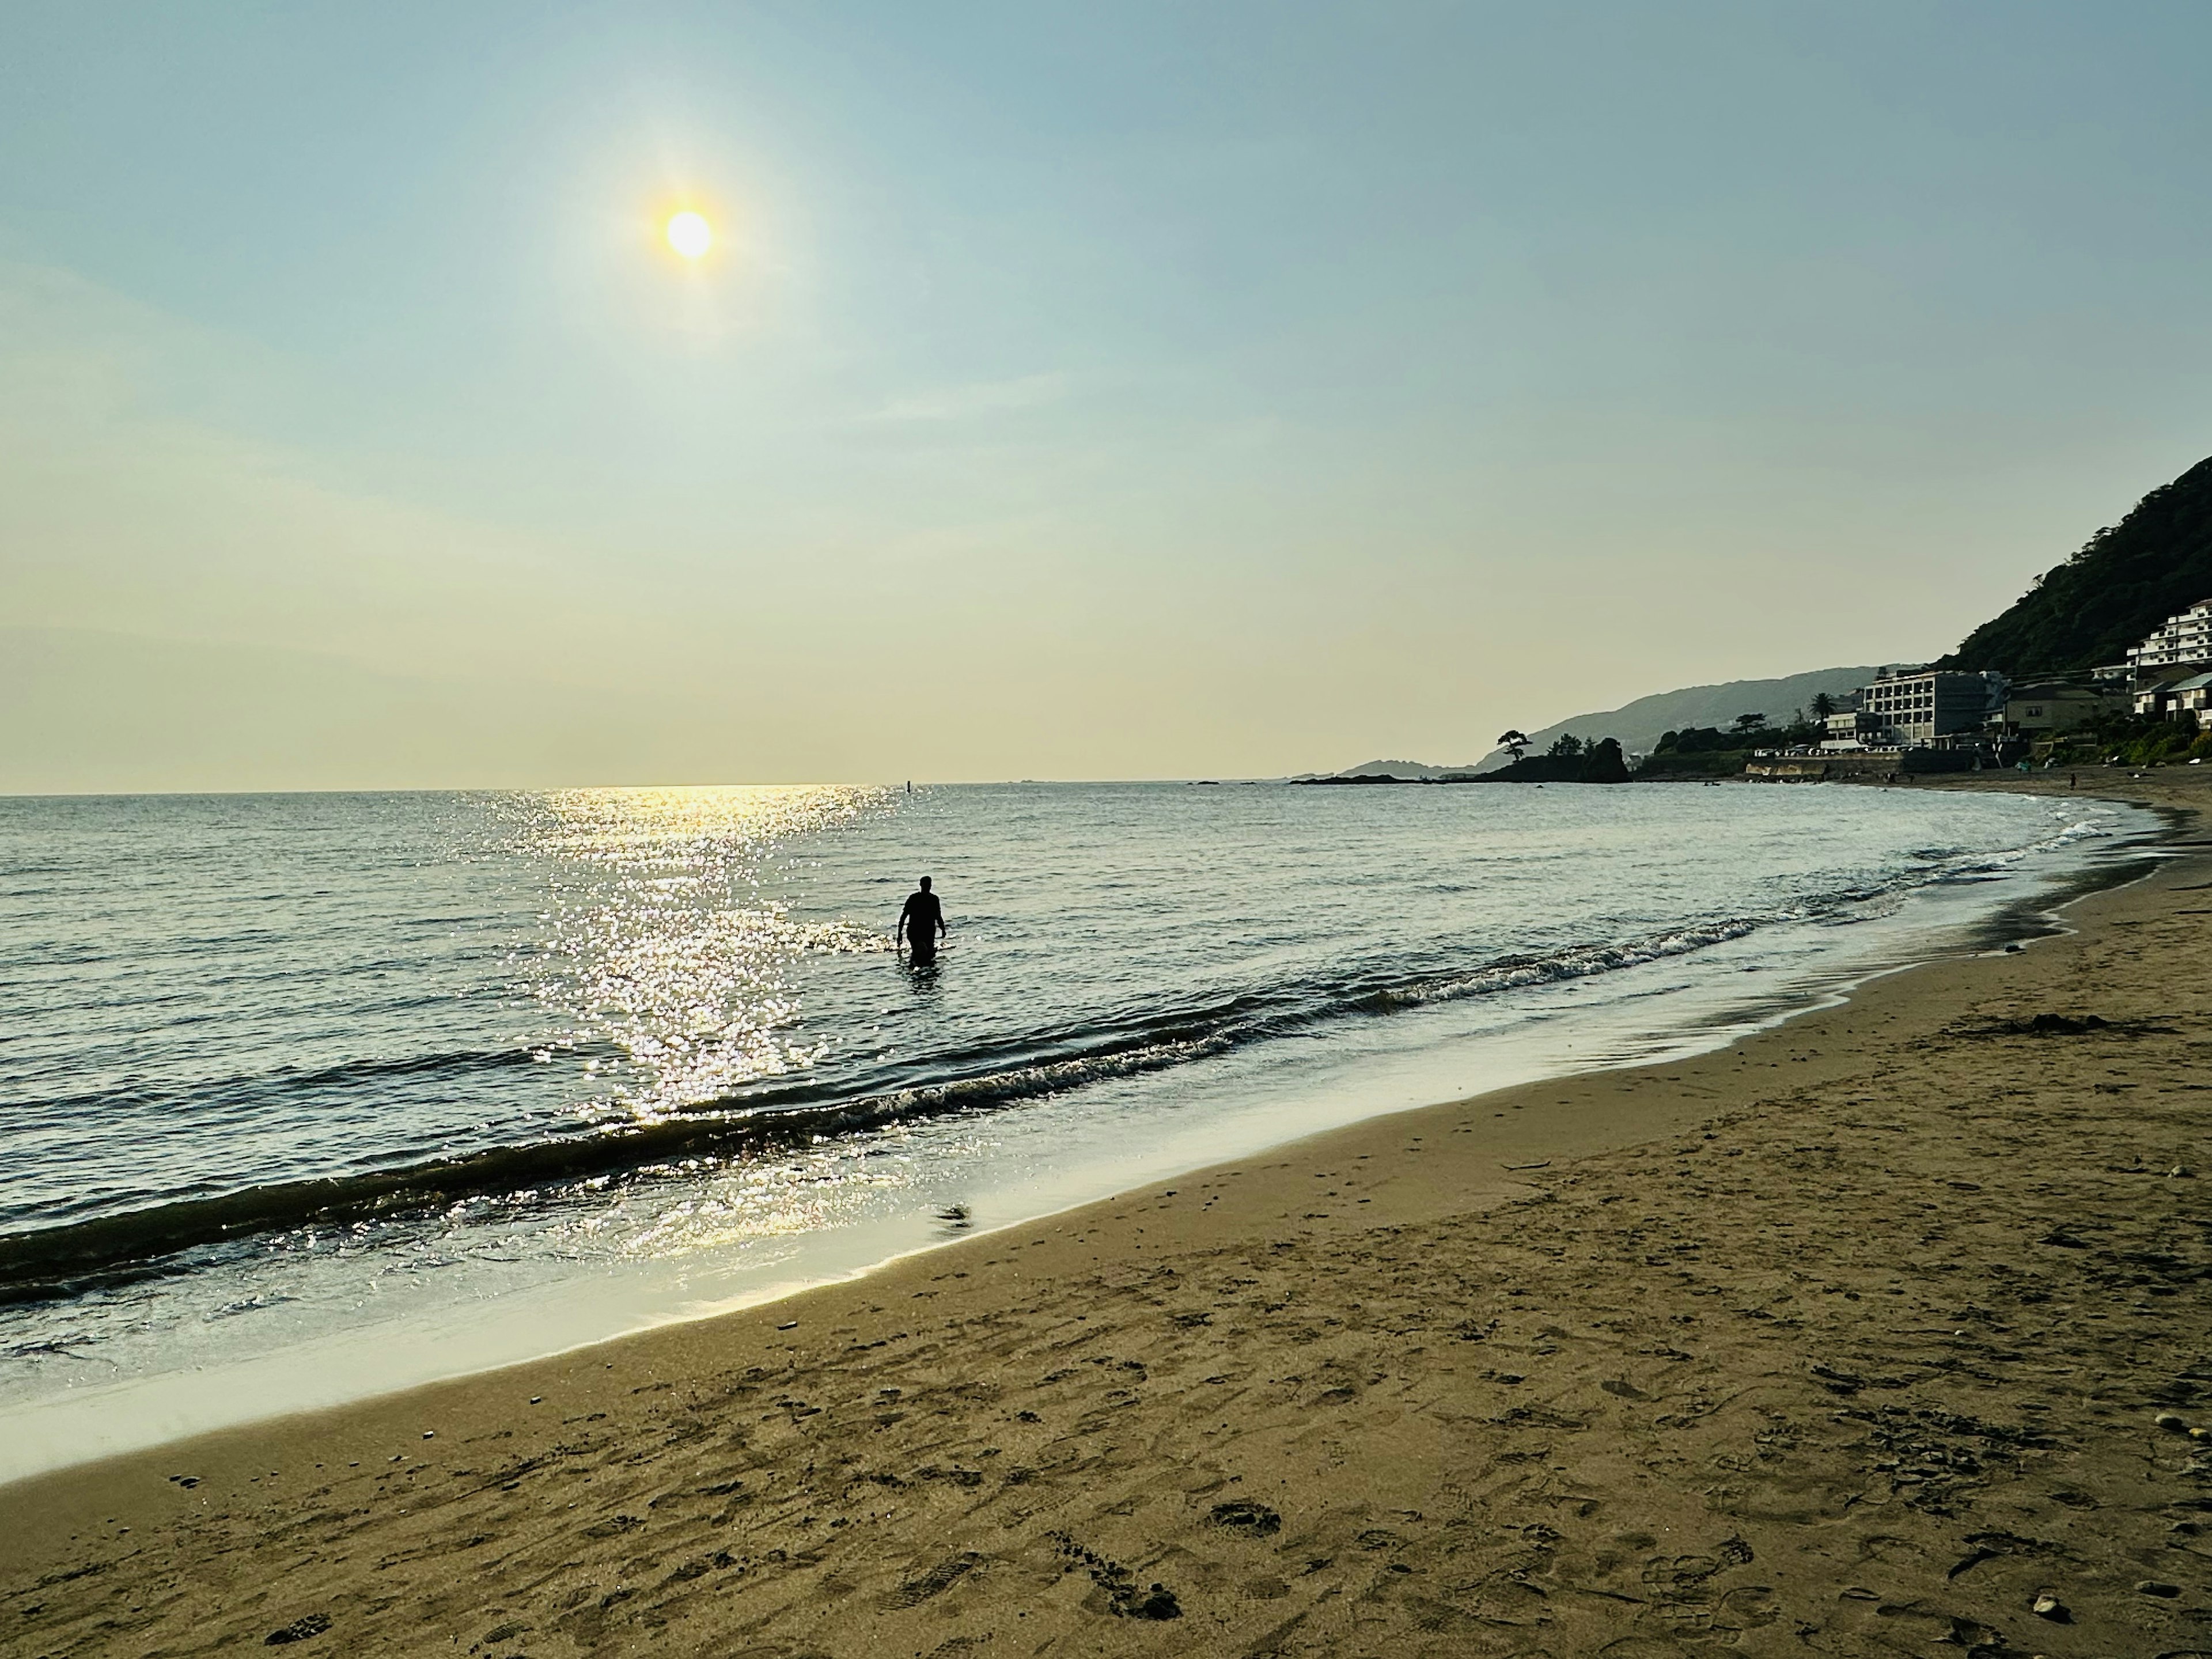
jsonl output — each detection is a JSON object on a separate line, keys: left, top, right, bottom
{"left": 902, "top": 892, "right": 942, "bottom": 960}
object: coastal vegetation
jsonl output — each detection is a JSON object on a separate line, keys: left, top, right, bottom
{"left": 1626, "top": 709, "right": 2212, "bottom": 777}
{"left": 1336, "top": 452, "right": 2212, "bottom": 787}
{"left": 2040, "top": 710, "right": 2212, "bottom": 769}
{"left": 1482, "top": 734, "right": 1630, "bottom": 783}
{"left": 1634, "top": 711, "right": 1827, "bottom": 778}
{"left": 1938, "top": 453, "right": 2212, "bottom": 675}
{"left": 1465, "top": 669, "right": 1877, "bottom": 772}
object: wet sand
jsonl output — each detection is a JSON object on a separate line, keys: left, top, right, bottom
{"left": 6, "top": 770, "right": 2211, "bottom": 1658}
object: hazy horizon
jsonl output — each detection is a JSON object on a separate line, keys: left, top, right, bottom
{"left": 6, "top": 3, "right": 2211, "bottom": 792}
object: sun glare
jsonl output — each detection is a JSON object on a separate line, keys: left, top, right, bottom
{"left": 666, "top": 211, "right": 713, "bottom": 260}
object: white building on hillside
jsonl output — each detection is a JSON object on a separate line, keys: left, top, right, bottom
{"left": 2127, "top": 598, "right": 2212, "bottom": 673}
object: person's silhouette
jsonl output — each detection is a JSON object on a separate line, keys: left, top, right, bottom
{"left": 896, "top": 876, "right": 947, "bottom": 963}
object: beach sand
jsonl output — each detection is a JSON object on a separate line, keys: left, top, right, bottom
{"left": 6, "top": 770, "right": 2211, "bottom": 1658}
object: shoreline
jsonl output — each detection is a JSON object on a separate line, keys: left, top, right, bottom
{"left": 6, "top": 771, "right": 2210, "bottom": 1656}
{"left": 0, "top": 790, "right": 2134, "bottom": 1486}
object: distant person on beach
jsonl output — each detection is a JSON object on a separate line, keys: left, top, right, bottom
{"left": 897, "top": 877, "right": 946, "bottom": 963}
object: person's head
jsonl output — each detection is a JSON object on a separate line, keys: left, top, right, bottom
{"left": 919, "top": 876, "right": 931, "bottom": 891}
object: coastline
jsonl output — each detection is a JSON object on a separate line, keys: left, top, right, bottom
{"left": 0, "top": 784, "right": 2120, "bottom": 1482}
{"left": 6, "top": 771, "right": 2210, "bottom": 1656}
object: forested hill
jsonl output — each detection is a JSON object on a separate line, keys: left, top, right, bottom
{"left": 1938, "top": 453, "right": 2212, "bottom": 675}
{"left": 1467, "top": 666, "right": 1877, "bottom": 770}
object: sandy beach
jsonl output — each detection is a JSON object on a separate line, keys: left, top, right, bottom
{"left": 6, "top": 771, "right": 2211, "bottom": 1658}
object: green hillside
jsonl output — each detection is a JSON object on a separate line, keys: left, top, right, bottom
{"left": 1467, "top": 666, "right": 1878, "bottom": 769}
{"left": 1938, "top": 454, "right": 2212, "bottom": 675}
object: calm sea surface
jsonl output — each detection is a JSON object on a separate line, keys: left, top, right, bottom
{"left": 0, "top": 782, "right": 2154, "bottom": 1471}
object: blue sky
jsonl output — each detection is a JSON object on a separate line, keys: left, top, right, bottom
{"left": 5, "top": 2, "right": 2210, "bottom": 787}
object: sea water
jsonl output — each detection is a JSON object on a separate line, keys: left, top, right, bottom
{"left": 0, "top": 781, "right": 2157, "bottom": 1475}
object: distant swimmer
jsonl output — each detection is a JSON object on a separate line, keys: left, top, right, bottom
{"left": 896, "top": 876, "right": 947, "bottom": 963}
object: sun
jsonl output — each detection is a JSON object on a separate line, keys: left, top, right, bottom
{"left": 666, "top": 211, "right": 713, "bottom": 259}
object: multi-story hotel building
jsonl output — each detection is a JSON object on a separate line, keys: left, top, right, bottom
{"left": 2127, "top": 599, "right": 2212, "bottom": 673}
{"left": 1848, "top": 668, "right": 2006, "bottom": 748}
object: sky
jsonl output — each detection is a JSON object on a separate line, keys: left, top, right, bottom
{"left": 4, "top": 1, "right": 2211, "bottom": 790}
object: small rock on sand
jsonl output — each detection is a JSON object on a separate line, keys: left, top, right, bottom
{"left": 1207, "top": 1501, "right": 1282, "bottom": 1536}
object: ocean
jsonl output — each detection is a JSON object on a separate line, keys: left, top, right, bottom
{"left": 0, "top": 781, "right": 2155, "bottom": 1475}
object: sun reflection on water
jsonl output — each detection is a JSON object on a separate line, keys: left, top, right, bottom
{"left": 505, "top": 785, "right": 892, "bottom": 1123}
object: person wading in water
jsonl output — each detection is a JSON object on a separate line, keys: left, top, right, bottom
{"left": 896, "top": 876, "right": 947, "bottom": 964}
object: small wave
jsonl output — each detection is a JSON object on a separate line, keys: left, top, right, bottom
{"left": 0, "top": 1030, "right": 1240, "bottom": 1300}
{"left": 206, "top": 1293, "right": 297, "bottom": 1321}
{"left": 0, "top": 1335, "right": 104, "bottom": 1363}
{"left": 8, "top": 1040, "right": 628, "bottom": 1123}
{"left": 2048, "top": 817, "right": 2111, "bottom": 843}
{"left": 0, "top": 844, "right": 2083, "bottom": 1297}
{"left": 1351, "top": 919, "right": 1762, "bottom": 1011}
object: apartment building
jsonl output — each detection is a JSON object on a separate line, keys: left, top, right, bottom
{"left": 2135, "top": 672, "right": 2212, "bottom": 720}
{"left": 2126, "top": 598, "right": 2212, "bottom": 673}
{"left": 1855, "top": 668, "right": 2007, "bottom": 747}
{"left": 1999, "top": 683, "right": 2128, "bottom": 736}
